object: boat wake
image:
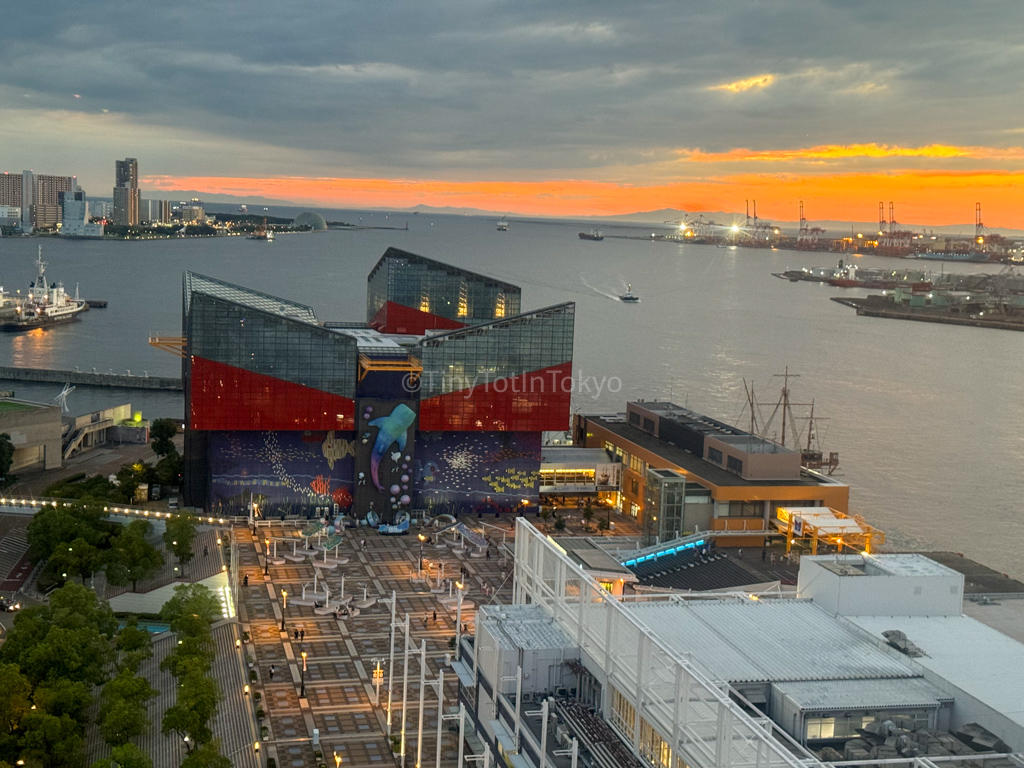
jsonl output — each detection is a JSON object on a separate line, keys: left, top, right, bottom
{"left": 580, "top": 274, "right": 624, "bottom": 301}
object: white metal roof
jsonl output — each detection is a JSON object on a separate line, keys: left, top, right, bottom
{"left": 626, "top": 600, "right": 918, "bottom": 684}
{"left": 772, "top": 677, "right": 951, "bottom": 711}
{"left": 480, "top": 604, "right": 575, "bottom": 651}
{"left": 862, "top": 554, "right": 959, "bottom": 578}
{"left": 849, "top": 614, "right": 1024, "bottom": 729}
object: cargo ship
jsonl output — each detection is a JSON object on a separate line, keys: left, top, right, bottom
{"left": 579, "top": 229, "right": 604, "bottom": 241}
{"left": 0, "top": 248, "right": 88, "bottom": 332}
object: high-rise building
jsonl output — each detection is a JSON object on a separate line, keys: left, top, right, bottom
{"left": 0, "top": 170, "right": 77, "bottom": 230}
{"left": 112, "top": 157, "right": 140, "bottom": 226}
{"left": 143, "top": 198, "right": 171, "bottom": 224}
{"left": 0, "top": 172, "right": 22, "bottom": 208}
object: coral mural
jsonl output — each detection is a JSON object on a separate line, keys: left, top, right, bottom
{"left": 209, "top": 430, "right": 355, "bottom": 514}
{"left": 415, "top": 431, "right": 541, "bottom": 509}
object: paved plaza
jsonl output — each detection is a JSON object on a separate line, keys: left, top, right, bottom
{"left": 237, "top": 515, "right": 527, "bottom": 768}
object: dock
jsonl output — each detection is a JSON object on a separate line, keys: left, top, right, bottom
{"left": 0, "top": 366, "right": 182, "bottom": 390}
{"left": 832, "top": 296, "right": 1024, "bottom": 332}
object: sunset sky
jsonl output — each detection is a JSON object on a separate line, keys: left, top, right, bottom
{"left": 3, "top": 1, "right": 1024, "bottom": 225}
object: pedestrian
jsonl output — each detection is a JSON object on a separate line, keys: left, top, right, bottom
{"left": 203, "top": 545, "right": 209, "bottom": 557}
{"left": 485, "top": 549, "right": 490, "bottom": 560}
{"left": 461, "top": 623, "right": 467, "bottom": 634}
{"left": 270, "top": 665, "right": 275, "bottom": 680}
{"left": 294, "top": 629, "right": 300, "bottom": 641}
{"left": 737, "top": 548, "right": 743, "bottom": 559}
{"left": 300, "top": 628, "right": 305, "bottom": 641}
{"left": 423, "top": 615, "right": 428, "bottom": 628}
{"left": 770, "top": 552, "right": 776, "bottom": 565}
{"left": 761, "top": 548, "right": 767, "bottom": 562}
{"left": 243, "top": 574, "right": 249, "bottom": 587}
{"left": 432, "top": 610, "right": 437, "bottom": 622}
{"left": 361, "top": 539, "right": 366, "bottom": 551}
{"left": 333, "top": 610, "right": 338, "bottom": 621}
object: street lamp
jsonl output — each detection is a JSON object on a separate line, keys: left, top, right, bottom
{"left": 334, "top": 752, "right": 341, "bottom": 768}
{"left": 281, "top": 589, "right": 287, "bottom": 631}
{"left": 455, "top": 581, "right": 466, "bottom": 661}
{"left": 264, "top": 538, "right": 270, "bottom": 575}
{"left": 417, "top": 533, "right": 425, "bottom": 578}
{"left": 300, "top": 651, "right": 307, "bottom": 698}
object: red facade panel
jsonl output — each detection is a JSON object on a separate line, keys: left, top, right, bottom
{"left": 369, "top": 301, "right": 467, "bottom": 336}
{"left": 418, "top": 362, "right": 573, "bottom": 432}
{"left": 190, "top": 356, "right": 355, "bottom": 431}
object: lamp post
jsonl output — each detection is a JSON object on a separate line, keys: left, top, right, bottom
{"left": 281, "top": 589, "right": 287, "bottom": 632}
{"left": 264, "top": 538, "right": 270, "bottom": 576}
{"left": 455, "top": 581, "right": 465, "bottom": 662}
{"left": 417, "top": 533, "right": 425, "bottom": 579}
{"left": 300, "top": 651, "right": 307, "bottom": 698}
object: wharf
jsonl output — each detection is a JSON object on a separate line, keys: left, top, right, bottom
{"left": 832, "top": 296, "right": 1024, "bottom": 332}
{"left": 0, "top": 365, "right": 182, "bottom": 390}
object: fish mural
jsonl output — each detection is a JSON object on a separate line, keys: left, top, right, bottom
{"left": 368, "top": 403, "right": 416, "bottom": 490}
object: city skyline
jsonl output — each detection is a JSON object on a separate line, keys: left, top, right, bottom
{"left": 3, "top": 2, "right": 1024, "bottom": 224}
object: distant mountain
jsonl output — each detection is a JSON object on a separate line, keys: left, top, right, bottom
{"left": 139, "top": 189, "right": 299, "bottom": 207}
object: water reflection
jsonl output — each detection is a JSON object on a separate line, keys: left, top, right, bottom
{"left": 9, "top": 327, "right": 58, "bottom": 369}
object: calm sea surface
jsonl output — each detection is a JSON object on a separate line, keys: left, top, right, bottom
{"left": 2, "top": 212, "right": 1021, "bottom": 577}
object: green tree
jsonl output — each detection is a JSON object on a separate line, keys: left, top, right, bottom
{"left": 163, "top": 513, "right": 198, "bottom": 568}
{"left": 106, "top": 520, "right": 164, "bottom": 592}
{"left": 0, "top": 433, "right": 14, "bottom": 478}
{"left": 25, "top": 504, "right": 107, "bottom": 563}
{"left": 161, "top": 672, "right": 218, "bottom": 746}
{"left": 114, "top": 617, "right": 154, "bottom": 672}
{"left": 98, "top": 668, "right": 157, "bottom": 746}
{"left": 0, "top": 662, "right": 31, "bottom": 738}
{"left": 17, "top": 710, "right": 86, "bottom": 768}
{"left": 51, "top": 537, "right": 103, "bottom": 584}
{"left": 155, "top": 452, "right": 183, "bottom": 488}
{"left": 89, "top": 743, "right": 153, "bottom": 768}
{"left": 33, "top": 678, "right": 93, "bottom": 726}
{"left": 582, "top": 505, "right": 594, "bottom": 530}
{"left": 149, "top": 419, "right": 178, "bottom": 458}
{"left": 553, "top": 516, "right": 566, "bottom": 531}
{"left": 161, "top": 584, "right": 221, "bottom": 634}
{"left": 0, "top": 583, "right": 116, "bottom": 687}
{"left": 179, "top": 740, "right": 231, "bottom": 768}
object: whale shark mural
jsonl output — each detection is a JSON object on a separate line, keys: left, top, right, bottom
{"left": 368, "top": 403, "right": 417, "bottom": 490}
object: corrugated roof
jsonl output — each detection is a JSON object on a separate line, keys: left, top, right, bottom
{"left": 626, "top": 600, "right": 918, "bottom": 684}
{"left": 480, "top": 604, "right": 576, "bottom": 651}
{"left": 772, "top": 677, "right": 951, "bottom": 711}
{"left": 849, "top": 614, "right": 1024, "bottom": 729}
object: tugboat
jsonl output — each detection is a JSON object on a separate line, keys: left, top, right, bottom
{"left": 579, "top": 229, "right": 604, "bottom": 241}
{"left": 496, "top": 217, "right": 509, "bottom": 231}
{"left": 0, "top": 248, "right": 87, "bottom": 332}
{"left": 619, "top": 284, "right": 640, "bottom": 303}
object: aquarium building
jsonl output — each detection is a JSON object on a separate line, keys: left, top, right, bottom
{"left": 181, "top": 247, "right": 575, "bottom": 520}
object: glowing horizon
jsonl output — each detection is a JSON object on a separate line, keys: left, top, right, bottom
{"left": 143, "top": 170, "right": 1024, "bottom": 229}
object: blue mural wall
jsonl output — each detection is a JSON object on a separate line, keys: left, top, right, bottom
{"left": 209, "top": 430, "right": 356, "bottom": 515}
{"left": 414, "top": 431, "right": 541, "bottom": 510}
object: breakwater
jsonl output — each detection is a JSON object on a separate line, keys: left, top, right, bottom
{"left": 0, "top": 366, "right": 182, "bottom": 390}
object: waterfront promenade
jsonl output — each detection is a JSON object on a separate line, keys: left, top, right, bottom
{"left": 236, "top": 518, "right": 516, "bottom": 768}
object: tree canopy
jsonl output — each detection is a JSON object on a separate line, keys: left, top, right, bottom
{"left": 163, "top": 512, "right": 198, "bottom": 566}
{"left": 105, "top": 520, "right": 164, "bottom": 593}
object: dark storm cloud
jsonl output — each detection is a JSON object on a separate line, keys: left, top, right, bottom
{"left": 3, "top": 0, "right": 1023, "bottom": 185}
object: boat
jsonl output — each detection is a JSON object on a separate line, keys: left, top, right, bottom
{"left": 827, "top": 264, "right": 931, "bottom": 291}
{"left": 496, "top": 217, "right": 509, "bottom": 232}
{"left": 248, "top": 217, "right": 274, "bottom": 241}
{"left": 579, "top": 229, "right": 604, "bottom": 241}
{"left": 0, "top": 248, "right": 88, "bottom": 332}
{"left": 619, "top": 284, "right": 640, "bottom": 303}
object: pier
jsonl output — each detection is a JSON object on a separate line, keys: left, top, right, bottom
{"left": 0, "top": 366, "right": 182, "bottom": 390}
{"left": 832, "top": 296, "right": 1024, "bottom": 332}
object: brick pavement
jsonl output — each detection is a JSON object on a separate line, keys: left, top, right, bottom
{"left": 237, "top": 516, "right": 524, "bottom": 768}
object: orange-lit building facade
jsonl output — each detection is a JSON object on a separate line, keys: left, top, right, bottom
{"left": 573, "top": 400, "right": 848, "bottom": 545}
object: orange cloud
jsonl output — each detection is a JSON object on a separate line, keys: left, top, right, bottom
{"left": 709, "top": 74, "right": 775, "bottom": 93}
{"left": 143, "top": 171, "right": 1024, "bottom": 227}
{"left": 682, "top": 143, "right": 1024, "bottom": 162}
